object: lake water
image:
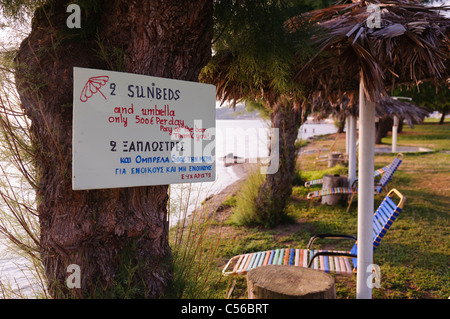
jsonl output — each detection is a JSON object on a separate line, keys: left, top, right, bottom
{"left": 0, "top": 119, "right": 338, "bottom": 297}
{"left": 168, "top": 119, "right": 338, "bottom": 224}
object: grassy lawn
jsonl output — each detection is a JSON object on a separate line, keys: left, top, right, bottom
{"left": 383, "top": 120, "right": 450, "bottom": 151}
{"left": 170, "top": 121, "right": 449, "bottom": 299}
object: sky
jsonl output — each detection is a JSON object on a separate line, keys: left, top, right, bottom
{"left": 445, "top": 0, "right": 450, "bottom": 16}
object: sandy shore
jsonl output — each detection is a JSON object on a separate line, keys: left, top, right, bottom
{"left": 204, "top": 162, "right": 255, "bottom": 210}
{"left": 173, "top": 161, "right": 256, "bottom": 227}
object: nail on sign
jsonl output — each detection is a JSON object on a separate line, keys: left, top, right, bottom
{"left": 72, "top": 67, "right": 216, "bottom": 190}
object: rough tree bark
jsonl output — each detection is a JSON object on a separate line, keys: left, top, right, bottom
{"left": 255, "top": 98, "right": 302, "bottom": 227}
{"left": 14, "top": 0, "right": 212, "bottom": 298}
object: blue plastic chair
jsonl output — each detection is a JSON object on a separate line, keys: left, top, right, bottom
{"left": 306, "top": 153, "right": 404, "bottom": 211}
{"left": 222, "top": 189, "right": 406, "bottom": 276}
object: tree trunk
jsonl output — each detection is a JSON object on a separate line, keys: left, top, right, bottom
{"left": 397, "top": 117, "right": 404, "bottom": 133}
{"left": 336, "top": 118, "right": 345, "bottom": 133}
{"left": 439, "top": 107, "right": 448, "bottom": 124}
{"left": 255, "top": 98, "right": 301, "bottom": 227}
{"left": 14, "top": 0, "right": 212, "bottom": 298}
{"left": 375, "top": 118, "right": 392, "bottom": 144}
{"left": 321, "top": 174, "right": 349, "bottom": 205}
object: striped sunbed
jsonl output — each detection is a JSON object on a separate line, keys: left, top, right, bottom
{"left": 222, "top": 189, "right": 406, "bottom": 276}
{"left": 375, "top": 154, "right": 404, "bottom": 193}
{"left": 222, "top": 248, "right": 356, "bottom": 275}
{"left": 305, "top": 153, "right": 404, "bottom": 201}
{"left": 313, "top": 138, "right": 339, "bottom": 165}
{"left": 307, "top": 187, "right": 358, "bottom": 200}
{"left": 304, "top": 166, "right": 389, "bottom": 188}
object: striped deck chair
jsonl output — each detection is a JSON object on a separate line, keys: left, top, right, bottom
{"left": 222, "top": 189, "right": 406, "bottom": 276}
{"left": 313, "top": 137, "right": 339, "bottom": 167}
{"left": 374, "top": 153, "right": 404, "bottom": 194}
{"left": 304, "top": 166, "right": 387, "bottom": 188}
{"left": 305, "top": 165, "right": 387, "bottom": 211}
{"left": 306, "top": 153, "right": 404, "bottom": 211}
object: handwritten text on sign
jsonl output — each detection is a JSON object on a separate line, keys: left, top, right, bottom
{"left": 72, "top": 67, "right": 216, "bottom": 190}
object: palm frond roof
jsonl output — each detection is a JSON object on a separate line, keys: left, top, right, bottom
{"left": 291, "top": 0, "right": 450, "bottom": 102}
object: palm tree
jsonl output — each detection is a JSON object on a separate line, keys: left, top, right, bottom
{"left": 201, "top": 1, "right": 328, "bottom": 227}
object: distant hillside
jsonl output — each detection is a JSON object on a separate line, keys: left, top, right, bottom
{"left": 216, "top": 103, "right": 261, "bottom": 120}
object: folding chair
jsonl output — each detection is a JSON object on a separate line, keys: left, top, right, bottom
{"left": 305, "top": 153, "right": 404, "bottom": 211}
{"left": 222, "top": 189, "right": 406, "bottom": 276}
{"left": 313, "top": 137, "right": 339, "bottom": 167}
{"left": 304, "top": 166, "right": 386, "bottom": 188}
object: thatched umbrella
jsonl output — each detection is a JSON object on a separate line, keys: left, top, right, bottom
{"left": 291, "top": 0, "right": 450, "bottom": 298}
{"left": 309, "top": 91, "right": 429, "bottom": 127}
{"left": 309, "top": 92, "right": 429, "bottom": 184}
{"left": 309, "top": 93, "right": 429, "bottom": 182}
{"left": 291, "top": 0, "right": 450, "bottom": 98}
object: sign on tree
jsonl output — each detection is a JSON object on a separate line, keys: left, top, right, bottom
{"left": 72, "top": 67, "right": 216, "bottom": 190}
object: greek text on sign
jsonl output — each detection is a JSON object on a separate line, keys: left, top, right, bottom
{"left": 72, "top": 67, "right": 216, "bottom": 190}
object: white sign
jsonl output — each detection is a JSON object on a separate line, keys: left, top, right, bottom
{"left": 72, "top": 67, "right": 216, "bottom": 190}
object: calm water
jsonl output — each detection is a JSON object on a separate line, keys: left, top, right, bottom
{"left": 169, "top": 119, "right": 338, "bottom": 224}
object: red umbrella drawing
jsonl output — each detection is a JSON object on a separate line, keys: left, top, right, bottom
{"left": 80, "top": 76, "right": 109, "bottom": 102}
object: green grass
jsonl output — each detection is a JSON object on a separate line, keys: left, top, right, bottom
{"left": 172, "top": 122, "right": 449, "bottom": 299}
{"left": 382, "top": 121, "right": 450, "bottom": 151}
{"left": 228, "top": 167, "right": 266, "bottom": 227}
